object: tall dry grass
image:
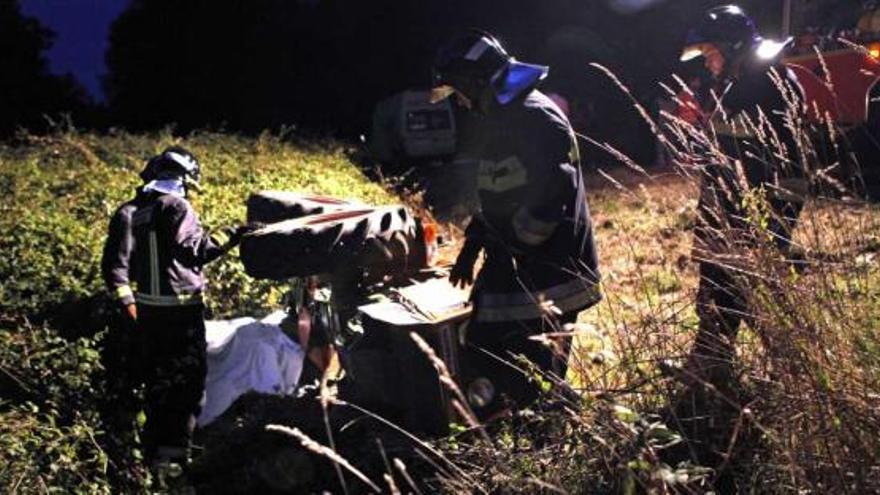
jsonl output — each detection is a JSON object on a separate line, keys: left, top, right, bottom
{"left": 242, "top": 63, "right": 880, "bottom": 494}
{"left": 419, "top": 62, "right": 880, "bottom": 493}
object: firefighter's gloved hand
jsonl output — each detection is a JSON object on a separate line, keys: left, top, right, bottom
{"left": 222, "top": 223, "right": 261, "bottom": 250}
{"left": 450, "top": 238, "right": 481, "bottom": 288}
{"left": 125, "top": 303, "right": 137, "bottom": 321}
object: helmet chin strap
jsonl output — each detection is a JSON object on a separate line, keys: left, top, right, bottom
{"left": 184, "top": 175, "right": 202, "bottom": 195}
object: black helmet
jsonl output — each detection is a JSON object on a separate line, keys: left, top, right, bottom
{"left": 681, "top": 5, "right": 761, "bottom": 61}
{"left": 139, "top": 158, "right": 158, "bottom": 183}
{"left": 145, "top": 146, "right": 201, "bottom": 188}
{"left": 432, "top": 30, "right": 548, "bottom": 106}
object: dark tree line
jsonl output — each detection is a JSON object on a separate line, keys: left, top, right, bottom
{"left": 3, "top": 0, "right": 794, "bottom": 161}
{"left": 0, "top": 0, "right": 92, "bottom": 137}
{"left": 101, "top": 0, "right": 708, "bottom": 162}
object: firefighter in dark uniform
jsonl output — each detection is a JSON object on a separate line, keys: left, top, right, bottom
{"left": 99, "top": 157, "right": 162, "bottom": 486}
{"left": 679, "top": 5, "right": 808, "bottom": 384}
{"left": 432, "top": 31, "right": 601, "bottom": 416}
{"left": 127, "top": 147, "right": 248, "bottom": 481}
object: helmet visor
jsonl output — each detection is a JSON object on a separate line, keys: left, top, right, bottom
{"left": 492, "top": 60, "right": 548, "bottom": 105}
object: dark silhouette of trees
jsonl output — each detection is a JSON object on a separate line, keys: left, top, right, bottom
{"left": 105, "top": 0, "right": 441, "bottom": 134}
{"left": 102, "top": 0, "right": 788, "bottom": 161}
{"left": 0, "top": 0, "right": 92, "bottom": 137}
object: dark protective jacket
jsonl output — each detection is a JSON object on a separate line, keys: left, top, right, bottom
{"left": 697, "top": 56, "right": 807, "bottom": 253}
{"left": 130, "top": 192, "right": 227, "bottom": 307}
{"left": 101, "top": 189, "right": 148, "bottom": 307}
{"left": 459, "top": 89, "right": 601, "bottom": 323}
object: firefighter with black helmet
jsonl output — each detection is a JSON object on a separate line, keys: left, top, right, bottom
{"left": 679, "top": 5, "right": 808, "bottom": 384}
{"left": 432, "top": 31, "right": 601, "bottom": 417}
{"left": 127, "top": 146, "right": 251, "bottom": 484}
{"left": 99, "top": 155, "right": 165, "bottom": 486}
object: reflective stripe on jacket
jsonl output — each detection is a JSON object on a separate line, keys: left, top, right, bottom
{"left": 458, "top": 90, "right": 601, "bottom": 322}
{"left": 131, "top": 192, "right": 226, "bottom": 307}
{"left": 101, "top": 189, "right": 149, "bottom": 306}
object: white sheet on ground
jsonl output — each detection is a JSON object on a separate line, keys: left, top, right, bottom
{"left": 198, "top": 310, "right": 305, "bottom": 426}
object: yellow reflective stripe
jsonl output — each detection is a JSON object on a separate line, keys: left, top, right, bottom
{"left": 135, "top": 292, "right": 203, "bottom": 307}
{"left": 148, "top": 230, "right": 160, "bottom": 296}
{"left": 213, "top": 229, "right": 230, "bottom": 246}
{"left": 477, "top": 156, "right": 528, "bottom": 193}
{"left": 512, "top": 207, "right": 558, "bottom": 246}
{"left": 568, "top": 137, "right": 581, "bottom": 164}
{"left": 115, "top": 285, "right": 134, "bottom": 301}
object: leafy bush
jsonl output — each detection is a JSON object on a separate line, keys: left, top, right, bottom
{"left": 0, "top": 129, "right": 397, "bottom": 492}
{"left": 0, "top": 129, "right": 394, "bottom": 320}
{"left": 0, "top": 322, "right": 109, "bottom": 493}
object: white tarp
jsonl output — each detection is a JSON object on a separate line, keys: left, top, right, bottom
{"left": 198, "top": 310, "right": 305, "bottom": 426}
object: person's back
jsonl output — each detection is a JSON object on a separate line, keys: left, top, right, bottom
{"left": 127, "top": 146, "right": 249, "bottom": 486}
{"left": 131, "top": 191, "right": 226, "bottom": 306}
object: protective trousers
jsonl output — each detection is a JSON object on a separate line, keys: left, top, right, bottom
{"left": 100, "top": 304, "right": 147, "bottom": 487}
{"left": 138, "top": 304, "right": 207, "bottom": 464}
{"left": 688, "top": 262, "right": 748, "bottom": 386}
{"left": 465, "top": 312, "right": 577, "bottom": 417}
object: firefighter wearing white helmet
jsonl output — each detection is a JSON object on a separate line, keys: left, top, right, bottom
{"left": 433, "top": 30, "right": 601, "bottom": 417}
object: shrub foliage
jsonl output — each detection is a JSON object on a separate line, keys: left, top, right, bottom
{"left": 0, "top": 130, "right": 394, "bottom": 492}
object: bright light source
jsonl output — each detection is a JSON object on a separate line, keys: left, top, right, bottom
{"left": 756, "top": 39, "right": 789, "bottom": 60}
{"left": 868, "top": 42, "right": 880, "bottom": 59}
{"left": 680, "top": 45, "right": 704, "bottom": 62}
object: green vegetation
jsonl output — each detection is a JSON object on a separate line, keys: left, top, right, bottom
{"left": 0, "top": 130, "right": 394, "bottom": 321}
{"left": 0, "top": 130, "right": 394, "bottom": 492}
{"left": 1, "top": 128, "right": 879, "bottom": 493}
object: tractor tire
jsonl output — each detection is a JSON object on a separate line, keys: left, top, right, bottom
{"left": 239, "top": 205, "right": 425, "bottom": 280}
{"left": 246, "top": 191, "right": 356, "bottom": 224}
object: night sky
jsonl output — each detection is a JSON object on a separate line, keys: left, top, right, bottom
{"left": 20, "top": 0, "right": 130, "bottom": 102}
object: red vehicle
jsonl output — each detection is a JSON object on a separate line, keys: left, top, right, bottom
{"left": 785, "top": 48, "right": 880, "bottom": 127}
{"left": 782, "top": 5, "right": 880, "bottom": 198}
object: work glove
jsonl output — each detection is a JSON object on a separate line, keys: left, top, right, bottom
{"left": 221, "top": 223, "right": 261, "bottom": 250}
{"left": 449, "top": 236, "right": 481, "bottom": 288}
{"left": 124, "top": 303, "right": 137, "bottom": 322}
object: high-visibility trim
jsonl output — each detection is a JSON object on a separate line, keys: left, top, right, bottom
{"left": 114, "top": 285, "right": 134, "bottom": 301}
{"left": 477, "top": 156, "right": 528, "bottom": 193}
{"left": 148, "top": 230, "right": 160, "bottom": 296}
{"left": 475, "top": 279, "right": 601, "bottom": 322}
{"left": 135, "top": 292, "right": 203, "bottom": 307}
{"left": 212, "top": 229, "right": 230, "bottom": 246}
{"left": 512, "top": 207, "right": 558, "bottom": 246}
